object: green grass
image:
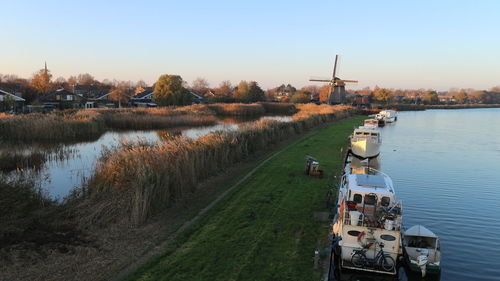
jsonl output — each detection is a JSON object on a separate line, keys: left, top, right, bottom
{"left": 124, "top": 116, "right": 365, "bottom": 281}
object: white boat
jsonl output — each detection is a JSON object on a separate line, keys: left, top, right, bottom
{"left": 378, "top": 110, "right": 398, "bottom": 123}
{"left": 363, "top": 119, "right": 380, "bottom": 128}
{"left": 403, "top": 225, "right": 441, "bottom": 277}
{"left": 332, "top": 169, "right": 403, "bottom": 275}
{"left": 350, "top": 127, "right": 381, "bottom": 159}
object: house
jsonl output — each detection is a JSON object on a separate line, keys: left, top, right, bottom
{"left": 74, "top": 84, "right": 110, "bottom": 99}
{"left": 346, "top": 93, "right": 370, "bottom": 108}
{"left": 439, "top": 96, "right": 455, "bottom": 103}
{"left": 203, "top": 89, "right": 216, "bottom": 98}
{"left": 39, "top": 89, "right": 85, "bottom": 109}
{"left": 190, "top": 91, "right": 204, "bottom": 104}
{"left": 131, "top": 90, "right": 155, "bottom": 107}
{"left": 0, "top": 89, "right": 25, "bottom": 112}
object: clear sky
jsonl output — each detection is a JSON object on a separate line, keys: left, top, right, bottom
{"left": 1, "top": 0, "right": 499, "bottom": 90}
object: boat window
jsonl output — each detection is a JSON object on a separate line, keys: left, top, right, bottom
{"left": 380, "top": 234, "right": 396, "bottom": 241}
{"left": 364, "top": 194, "right": 377, "bottom": 205}
{"left": 381, "top": 197, "right": 390, "bottom": 207}
{"left": 353, "top": 194, "right": 362, "bottom": 203}
{"left": 355, "top": 132, "right": 362, "bottom": 135}
{"left": 347, "top": 230, "right": 361, "bottom": 237}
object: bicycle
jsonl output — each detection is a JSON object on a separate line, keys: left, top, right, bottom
{"left": 350, "top": 242, "right": 395, "bottom": 272}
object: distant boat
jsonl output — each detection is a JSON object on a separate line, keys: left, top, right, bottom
{"left": 350, "top": 127, "right": 381, "bottom": 159}
{"left": 363, "top": 119, "right": 380, "bottom": 128}
{"left": 378, "top": 110, "right": 398, "bottom": 123}
{"left": 403, "top": 225, "right": 442, "bottom": 277}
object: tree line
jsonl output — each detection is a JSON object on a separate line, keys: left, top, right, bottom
{"left": 1, "top": 67, "right": 499, "bottom": 107}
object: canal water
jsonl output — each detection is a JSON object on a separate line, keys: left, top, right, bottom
{"left": 0, "top": 115, "right": 291, "bottom": 200}
{"left": 375, "top": 108, "right": 500, "bottom": 281}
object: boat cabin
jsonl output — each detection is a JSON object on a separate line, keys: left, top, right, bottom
{"left": 351, "top": 128, "right": 381, "bottom": 142}
{"left": 340, "top": 172, "right": 401, "bottom": 230}
{"left": 364, "top": 119, "right": 379, "bottom": 127}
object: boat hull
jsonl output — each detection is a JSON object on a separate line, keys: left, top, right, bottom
{"left": 408, "top": 262, "right": 441, "bottom": 274}
{"left": 333, "top": 224, "right": 401, "bottom": 275}
{"left": 351, "top": 139, "right": 380, "bottom": 159}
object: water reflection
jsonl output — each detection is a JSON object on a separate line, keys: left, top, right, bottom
{"left": 349, "top": 156, "right": 381, "bottom": 174}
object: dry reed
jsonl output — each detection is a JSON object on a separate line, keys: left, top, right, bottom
{"left": 84, "top": 104, "right": 358, "bottom": 225}
{"left": 207, "top": 103, "right": 266, "bottom": 116}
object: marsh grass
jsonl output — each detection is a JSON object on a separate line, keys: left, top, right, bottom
{"left": 0, "top": 145, "right": 78, "bottom": 172}
{"left": 259, "top": 102, "right": 298, "bottom": 114}
{"left": 84, "top": 105, "right": 356, "bottom": 225}
{"left": 0, "top": 107, "right": 219, "bottom": 142}
{"left": 207, "top": 103, "right": 266, "bottom": 116}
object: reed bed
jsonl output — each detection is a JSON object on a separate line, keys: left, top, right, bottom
{"left": 101, "top": 114, "right": 217, "bottom": 130}
{"left": 0, "top": 107, "right": 217, "bottom": 142}
{"left": 0, "top": 150, "right": 47, "bottom": 172}
{"left": 207, "top": 103, "right": 266, "bottom": 116}
{"left": 83, "top": 105, "right": 357, "bottom": 225}
{"left": 0, "top": 113, "right": 104, "bottom": 142}
{"left": 0, "top": 145, "right": 78, "bottom": 172}
{"left": 259, "top": 102, "right": 298, "bottom": 115}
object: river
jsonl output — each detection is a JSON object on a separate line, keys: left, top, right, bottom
{"left": 377, "top": 108, "right": 500, "bottom": 281}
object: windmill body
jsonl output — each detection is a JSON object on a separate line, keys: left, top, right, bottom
{"left": 309, "top": 55, "right": 357, "bottom": 105}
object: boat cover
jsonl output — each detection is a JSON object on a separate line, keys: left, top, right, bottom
{"left": 405, "top": 225, "right": 437, "bottom": 238}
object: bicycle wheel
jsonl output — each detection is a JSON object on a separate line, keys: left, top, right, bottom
{"left": 351, "top": 252, "right": 364, "bottom": 268}
{"left": 379, "top": 254, "right": 395, "bottom": 272}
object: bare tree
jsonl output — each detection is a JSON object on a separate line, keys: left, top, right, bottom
{"left": 136, "top": 80, "right": 148, "bottom": 88}
{"left": 215, "top": 80, "right": 233, "bottom": 97}
{"left": 77, "top": 73, "right": 95, "bottom": 85}
{"left": 191, "top": 77, "right": 209, "bottom": 95}
{"left": 67, "top": 75, "right": 77, "bottom": 86}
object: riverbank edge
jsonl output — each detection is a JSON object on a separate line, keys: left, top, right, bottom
{"left": 119, "top": 117, "right": 365, "bottom": 281}
{"left": 369, "top": 103, "right": 500, "bottom": 112}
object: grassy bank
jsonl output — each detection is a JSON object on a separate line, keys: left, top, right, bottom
{"left": 123, "top": 116, "right": 365, "bottom": 281}
{"left": 83, "top": 105, "right": 356, "bottom": 225}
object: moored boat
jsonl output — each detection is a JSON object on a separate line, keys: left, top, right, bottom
{"left": 363, "top": 119, "right": 380, "bottom": 128}
{"left": 350, "top": 127, "right": 381, "bottom": 159}
{"left": 403, "top": 225, "right": 441, "bottom": 277}
{"left": 375, "top": 113, "right": 386, "bottom": 127}
{"left": 332, "top": 168, "right": 403, "bottom": 275}
{"left": 378, "top": 110, "right": 398, "bottom": 123}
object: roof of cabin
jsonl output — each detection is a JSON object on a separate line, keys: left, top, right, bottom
{"left": 347, "top": 173, "right": 394, "bottom": 195}
{"left": 405, "top": 225, "right": 437, "bottom": 238}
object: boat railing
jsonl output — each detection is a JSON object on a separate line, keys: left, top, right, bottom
{"left": 343, "top": 201, "right": 403, "bottom": 231}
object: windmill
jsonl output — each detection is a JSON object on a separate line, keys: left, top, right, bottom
{"left": 310, "top": 55, "right": 357, "bottom": 104}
